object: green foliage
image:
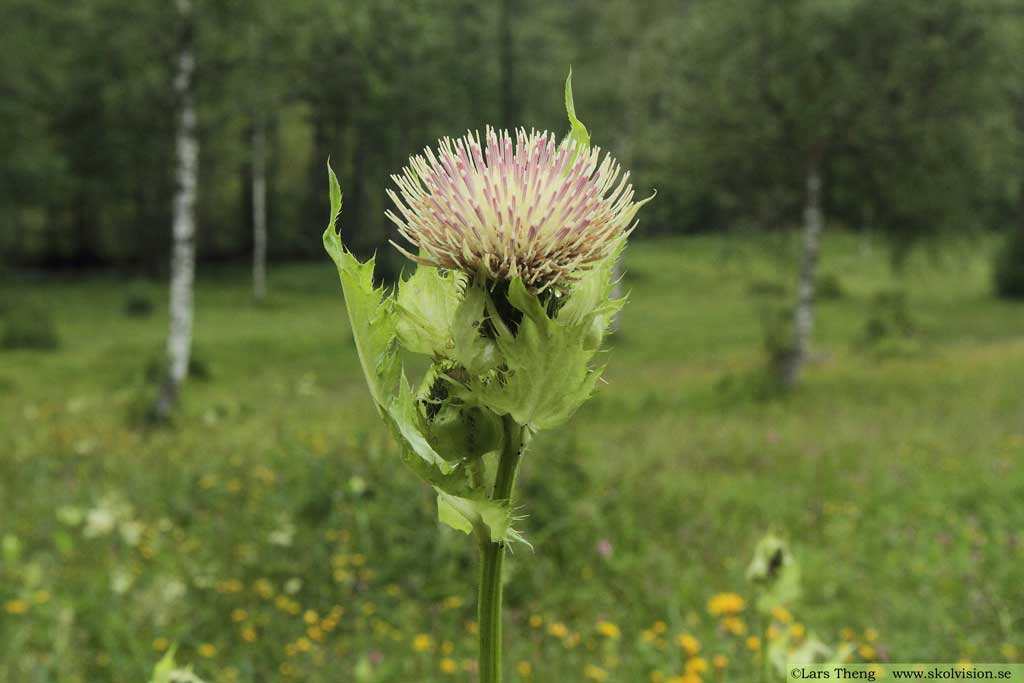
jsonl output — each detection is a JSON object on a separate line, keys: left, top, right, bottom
{"left": 994, "top": 229, "right": 1024, "bottom": 300}
{"left": 859, "top": 290, "right": 917, "bottom": 354}
{"left": 0, "top": 303, "right": 60, "bottom": 351}
{"left": 123, "top": 290, "right": 156, "bottom": 318}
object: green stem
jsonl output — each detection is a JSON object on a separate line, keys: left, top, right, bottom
{"left": 477, "top": 417, "right": 528, "bottom": 683}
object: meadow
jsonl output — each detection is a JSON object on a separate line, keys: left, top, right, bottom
{"left": 2, "top": 231, "right": 1023, "bottom": 682}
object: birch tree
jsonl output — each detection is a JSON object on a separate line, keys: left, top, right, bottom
{"left": 156, "top": 0, "right": 198, "bottom": 420}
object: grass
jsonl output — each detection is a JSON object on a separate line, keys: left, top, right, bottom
{"left": 1, "top": 231, "right": 1022, "bottom": 682}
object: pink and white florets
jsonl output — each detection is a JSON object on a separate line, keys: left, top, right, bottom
{"left": 386, "top": 127, "right": 643, "bottom": 292}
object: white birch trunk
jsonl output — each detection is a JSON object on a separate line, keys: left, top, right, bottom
{"left": 783, "top": 161, "right": 823, "bottom": 387}
{"left": 156, "top": 0, "right": 198, "bottom": 419}
{"left": 252, "top": 112, "right": 267, "bottom": 303}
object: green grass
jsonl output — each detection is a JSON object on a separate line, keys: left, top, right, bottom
{"left": 2, "top": 232, "right": 1023, "bottom": 682}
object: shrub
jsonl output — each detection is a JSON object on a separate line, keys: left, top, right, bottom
{"left": 1, "top": 303, "right": 60, "bottom": 350}
{"left": 994, "top": 229, "right": 1024, "bottom": 300}
{"left": 816, "top": 272, "right": 845, "bottom": 300}
{"left": 859, "top": 289, "right": 918, "bottom": 356}
{"left": 123, "top": 290, "right": 155, "bottom": 317}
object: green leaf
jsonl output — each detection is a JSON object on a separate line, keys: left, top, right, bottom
{"left": 149, "top": 645, "right": 178, "bottom": 683}
{"left": 451, "top": 283, "right": 500, "bottom": 374}
{"left": 436, "top": 489, "right": 512, "bottom": 542}
{"left": 395, "top": 265, "right": 464, "bottom": 357}
{"left": 459, "top": 278, "right": 604, "bottom": 430}
{"left": 323, "top": 163, "right": 400, "bottom": 413}
{"left": 746, "top": 533, "right": 802, "bottom": 612}
{"left": 564, "top": 67, "right": 590, "bottom": 157}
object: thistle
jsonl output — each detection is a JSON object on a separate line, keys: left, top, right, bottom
{"left": 324, "top": 71, "right": 651, "bottom": 683}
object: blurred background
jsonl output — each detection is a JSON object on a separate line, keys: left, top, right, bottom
{"left": 1, "top": 0, "right": 1023, "bottom": 682}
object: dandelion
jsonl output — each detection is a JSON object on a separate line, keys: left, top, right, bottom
{"left": 387, "top": 127, "right": 647, "bottom": 294}
{"left": 303, "top": 609, "right": 319, "bottom": 625}
{"left": 440, "top": 658, "right": 458, "bottom": 674}
{"left": 584, "top": 664, "right": 609, "bottom": 681}
{"left": 707, "top": 592, "right": 745, "bottom": 616}
{"left": 686, "top": 657, "right": 709, "bottom": 674}
{"left": 3, "top": 599, "right": 28, "bottom": 615}
{"left": 412, "top": 633, "right": 434, "bottom": 653}
{"left": 859, "top": 644, "right": 876, "bottom": 660}
{"left": 547, "top": 622, "right": 569, "bottom": 639}
{"left": 596, "top": 620, "right": 621, "bottom": 639}
{"left": 745, "top": 636, "right": 761, "bottom": 652}
{"left": 197, "top": 643, "right": 217, "bottom": 658}
{"left": 791, "top": 623, "right": 806, "bottom": 640}
{"left": 443, "top": 595, "right": 465, "bottom": 610}
{"left": 677, "top": 633, "right": 701, "bottom": 656}
{"left": 721, "top": 617, "right": 747, "bottom": 635}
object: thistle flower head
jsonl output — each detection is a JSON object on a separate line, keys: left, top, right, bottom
{"left": 387, "top": 127, "right": 645, "bottom": 293}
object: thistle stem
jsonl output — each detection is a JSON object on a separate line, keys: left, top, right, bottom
{"left": 477, "top": 417, "right": 528, "bottom": 683}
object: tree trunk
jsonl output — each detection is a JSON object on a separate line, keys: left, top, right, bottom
{"left": 783, "top": 159, "right": 823, "bottom": 388}
{"left": 251, "top": 110, "right": 267, "bottom": 303}
{"left": 156, "top": 0, "right": 198, "bottom": 421}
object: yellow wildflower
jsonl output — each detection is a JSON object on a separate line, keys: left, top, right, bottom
{"left": 746, "top": 636, "right": 761, "bottom": 652}
{"left": 529, "top": 614, "right": 544, "bottom": 628}
{"left": 307, "top": 626, "right": 324, "bottom": 641}
{"left": 686, "top": 656, "right": 709, "bottom": 674}
{"left": 440, "top": 658, "right": 458, "bottom": 674}
{"left": 197, "top": 643, "right": 217, "bottom": 658}
{"left": 677, "top": 633, "right": 701, "bottom": 656}
{"left": 721, "top": 617, "right": 747, "bottom": 635}
{"left": 548, "top": 622, "right": 569, "bottom": 639}
{"left": 303, "top": 610, "right": 319, "bottom": 625}
{"left": 295, "top": 637, "right": 311, "bottom": 653}
{"left": 4, "top": 599, "right": 28, "bottom": 615}
{"left": 713, "top": 654, "right": 728, "bottom": 669}
{"left": 442, "top": 595, "right": 464, "bottom": 610}
{"left": 840, "top": 627, "right": 855, "bottom": 641}
{"left": 32, "top": 590, "right": 51, "bottom": 604}
{"left": 771, "top": 606, "right": 793, "bottom": 623}
{"left": 641, "top": 629, "right": 657, "bottom": 643}
{"left": 650, "top": 672, "right": 665, "bottom": 683}
{"left": 791, "top": 623, "right": 805, "bottom": 640}
{"left": 413, "top": 633, "right": 434, "bottom": 653}
{"left": 707, "top": 592, "right": 745, "bottom": 616}
{"left": 584, "top": 664, "right": 609, "bottom": 681}
{"left": 596, "top": 621, "right": 621, "bottom": 639}
{"left": 466, "top": 620, "right": 479, "bottom": 635}
{"left": 864, "top": 628, "right": 879, "bottom": 642}
{"left": 153, "top": 637, "right": 169, "bottom": 652}
{"left": 517, "top": 661, "right": 533, "bottom": 676}
{"left": 859, "top": 644, "right": 876, "bottom": 660}
{"left": 652, "top": 620, "right": 668, "bottom": 634}
{"left": 767, "top": 625, "right": 780, "bottom": 641}
{"left": 231, "top": 608, "right": 248, "bottom": 623}
{"left": 241, "top": 626, "right": 257, "bottom": 642}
